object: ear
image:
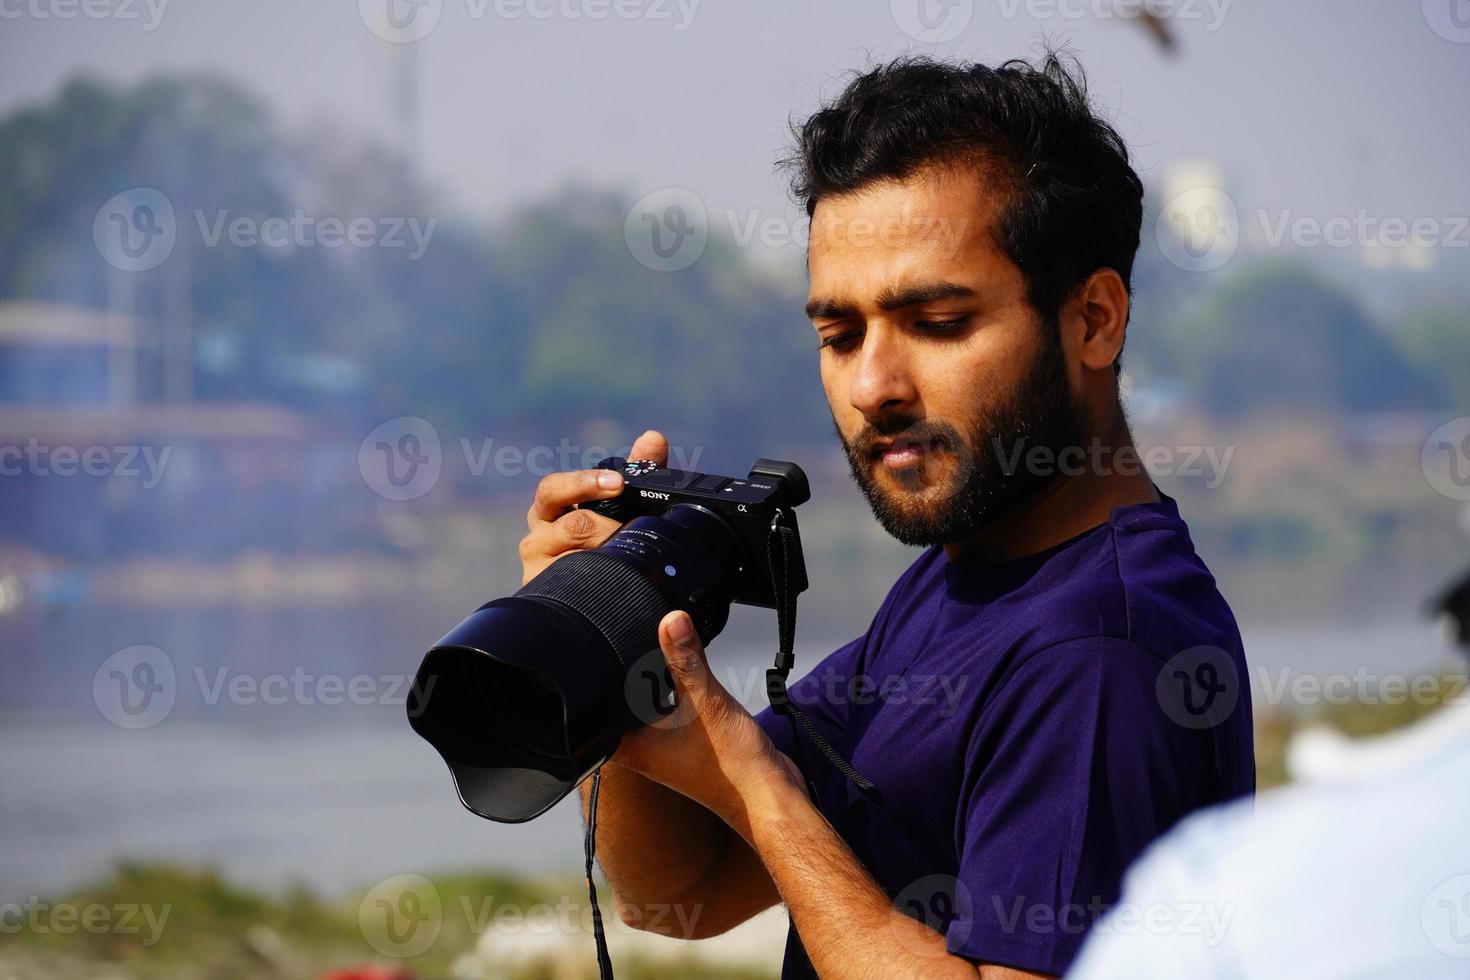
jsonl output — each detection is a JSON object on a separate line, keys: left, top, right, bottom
{"left": 1070, "top": 268, "right": 1130, "bottom": 373}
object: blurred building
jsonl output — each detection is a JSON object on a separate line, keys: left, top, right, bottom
{"left": 0, "top": 301, "right": 363, "bottom": 565}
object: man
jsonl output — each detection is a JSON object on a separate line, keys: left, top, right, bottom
{"left": 519, "top": 52, "right": 1253, "bottom": 978}
{"left": 1066, "top": 574, "right": 1470, "bottom": 978}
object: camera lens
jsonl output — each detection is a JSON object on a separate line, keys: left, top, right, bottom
{"left": 408, "top": 502, "right": 745, "bottom": 822}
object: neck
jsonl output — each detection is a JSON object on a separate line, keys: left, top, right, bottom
{"left": 942, "top": 413, "right": 1160, "bottom": 565}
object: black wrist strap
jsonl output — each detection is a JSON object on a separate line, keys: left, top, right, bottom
{"left": 765, "top": 510, "right": 883, "bottom": 804}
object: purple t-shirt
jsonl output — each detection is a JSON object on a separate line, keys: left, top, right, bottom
{"left": 754, "top": 494, "right": 1254, "bottom": 977}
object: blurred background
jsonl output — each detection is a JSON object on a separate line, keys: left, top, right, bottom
{"left": 0, "top": 1, "right": 1467, "bottom": 976}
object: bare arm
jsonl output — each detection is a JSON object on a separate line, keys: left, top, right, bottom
{"left": 578, "top": 762, "right": 780, "bottom": 938}
{"left": 610, "top": 610, "right": 1056, "bottom": 980}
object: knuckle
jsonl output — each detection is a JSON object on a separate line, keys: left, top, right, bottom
{"left": 560, "top": 508, "right": 599, "bottom": 543}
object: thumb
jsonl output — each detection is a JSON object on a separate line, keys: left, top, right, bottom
{"left": 659, "top": 611, "right": 711, "bottom": 698}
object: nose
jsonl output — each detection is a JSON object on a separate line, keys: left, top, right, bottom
{"left": 847, "top": 324, "right": 918, "bottom": 422}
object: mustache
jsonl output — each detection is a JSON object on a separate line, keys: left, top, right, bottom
{"left": 848, "top": 415, "right": 965, "bottom": 460}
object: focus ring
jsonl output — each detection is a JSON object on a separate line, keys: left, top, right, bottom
{"left": 515, "top": 550, "right": 669, "bottom": 671}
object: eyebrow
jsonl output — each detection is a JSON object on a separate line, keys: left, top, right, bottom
{"left": 804, "top": 281, "right": 977, "bottom": 321}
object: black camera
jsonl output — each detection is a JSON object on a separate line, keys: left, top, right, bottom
{"left": 407, "top": 456, "right": 811, "bottom": 823}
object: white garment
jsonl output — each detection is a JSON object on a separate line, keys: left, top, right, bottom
{"left": 1067, "top": 699, "right": 1470, "bottom": 979}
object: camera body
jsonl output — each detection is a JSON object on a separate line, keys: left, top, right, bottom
{"left": 408, "top": 455, "right": 813, "bottom": 823}
{"left": 579, "top": 456, "right": 809, "bottom": 608}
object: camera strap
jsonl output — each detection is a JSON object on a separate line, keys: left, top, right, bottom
{"left": 581, "top": 508, "right": 881, "bottom": 980}
{"left": 585, "top": 768, "right": 616, "bottom": 980}
{"left": 765, "top": 510, "right": 882, "bottom": 804}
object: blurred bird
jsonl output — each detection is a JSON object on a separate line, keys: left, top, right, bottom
{"left": 1431, "top": 566, "right": 1470, "bottom": 651}
{"left": 1103, "top": 2, "right": 1179, "bottom": 55}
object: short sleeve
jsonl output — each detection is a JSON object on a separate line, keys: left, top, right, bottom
{"left": 754, "top": 635, "right": 865, "bottom": 784}
{"left": 946, "top": 635, "right": 1212, "bottom": 975}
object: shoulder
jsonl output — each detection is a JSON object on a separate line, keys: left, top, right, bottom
{"left": 1010, "top": 501, "right": 1243, "bottom": 665}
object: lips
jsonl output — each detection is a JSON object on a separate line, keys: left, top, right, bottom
{"left": 874, "top": 434, "right": 947, "bottom": 470}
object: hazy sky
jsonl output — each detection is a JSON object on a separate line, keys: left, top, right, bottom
{"left": 1, "top": 0, "right": 1467, "bottom": 231}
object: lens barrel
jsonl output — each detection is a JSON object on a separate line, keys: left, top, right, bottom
{"left": 408, "top": 503, "right": 744, "bottom": 822}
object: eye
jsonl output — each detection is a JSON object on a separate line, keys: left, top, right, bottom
{"left": 818, "top": 330, "right": 862, "bottom": 353}
{"left": 914, "top": 317, "right": 968, "bottom": 334}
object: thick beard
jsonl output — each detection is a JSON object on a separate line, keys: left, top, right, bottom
{"left": 836, "top": 324, "right": 1087, "bottom": 548}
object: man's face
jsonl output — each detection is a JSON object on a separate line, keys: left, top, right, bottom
{"left": 806, "top": 162, "right": 1087, "bottom": 547}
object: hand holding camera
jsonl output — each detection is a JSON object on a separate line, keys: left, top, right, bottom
{"left": 517, "top": 429, "right": 670, "bottom": 585}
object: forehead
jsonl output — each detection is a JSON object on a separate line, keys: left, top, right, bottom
{"left": 806, "top": 163, "right": 1012, "bottom": 298}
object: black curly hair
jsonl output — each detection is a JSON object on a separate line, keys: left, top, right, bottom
{"left": 783, "top": 49, "right": 1144, "bottom": 364}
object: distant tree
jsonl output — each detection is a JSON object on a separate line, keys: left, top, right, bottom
{"left": 1165, "top": 260, "right": 1441, "bottom": 417}
{"left": 1394, "top": 307, "right": 1470, "bottom": 410}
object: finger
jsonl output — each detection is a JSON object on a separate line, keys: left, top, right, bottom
{"left": 520, "top": 508, "right": 622, "bottom": 562}
{"left": 659, "top": 610, "right": 713, "bottom": 701}
{"left": 527, "top": 468, "right": 624, "bottom": 527}
{"left": 628, "top": 429, "right": 670, "bottom": 467}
